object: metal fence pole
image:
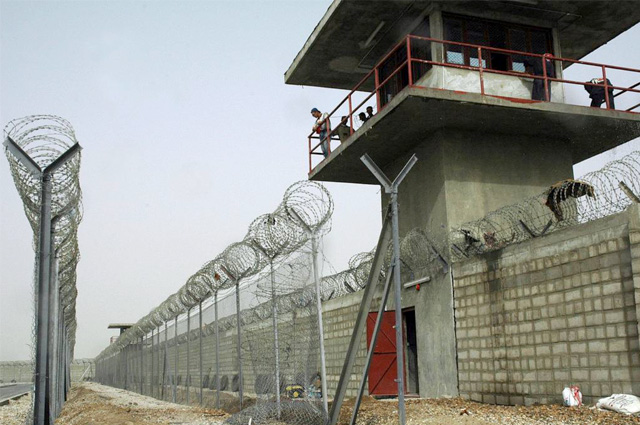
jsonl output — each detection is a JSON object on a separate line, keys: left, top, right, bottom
{"left": 163, "top": 321, "right": 168, "bottom": 400}
{"left": 151, "top": 329, "right": 155, "bottom": 398}
{"left": 214, "top": 292, "right": 220, "bottom": 409}
{"left": 287, "top": 208, "right": 329, "bottom": 416}
{"left": 360, "top": 153, "right": 417, "bottom": 425}
{"left": 140, "top": 336, "right": 144, "bottom": 394}
{"left": 198, "top": 301, "right": 203, "bottom": 405}
{"left": 34, "top": 172, "right": 53, "bottom": 425}
{"left": 47, "top": 253, "right": 60, "bottom": 424}
{"left": 173, "top": 316, "right": 178, "bottom": 403}
{"left": 311, "top": 234, "right": 329, "bottom": 416}
{"left": 269, "top": 259, "right": 281, "bottom": 418}
{"left": 186, "top": 308, "right": 191, "bottom": 405}
{"left": 156, "top": 326, "right": 161, "bottom": 399}
{"left": 235, "top": 280, "right": 243, "bottom": 409}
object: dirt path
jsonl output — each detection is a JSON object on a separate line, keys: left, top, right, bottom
{"left": 3, "top": 382, "right": 633, "bottom": 425}
{"left": 55, "top": 382, "right": 229, "bottom": 425}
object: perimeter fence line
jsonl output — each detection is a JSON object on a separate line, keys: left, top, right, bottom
{"left": 3, "top": 115, "right": 83, "bottom": 425}
{"left": 94, "top": 151, "right": 639, "bottom": 425}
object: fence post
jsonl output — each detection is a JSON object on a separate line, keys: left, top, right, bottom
{"left": 173, "top": 316, "right": 178, "bottom": 403}
{"left": 199, "top": 301, "right": 203, "bottom": 405}
{"left": 186, "top": 307, "right": 191, "bottom": 405}
{"left": 214, "top": 292, "right": 220, "bottom": 409}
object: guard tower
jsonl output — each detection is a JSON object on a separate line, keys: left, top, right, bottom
{"left": 286, "top": 1, "right": 640, "bottom": 399}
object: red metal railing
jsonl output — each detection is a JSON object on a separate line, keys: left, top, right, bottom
{"left": 308, "top": 34, "right": 640, "bottom": 174}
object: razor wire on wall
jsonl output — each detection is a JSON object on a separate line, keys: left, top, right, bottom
{"left": 449, "top": 151, "right": 640, "bottom": 260}
{"left": 4, "top": 115, "right": 83, "bottom": 425}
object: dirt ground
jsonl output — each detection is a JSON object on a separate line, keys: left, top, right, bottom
{"left": 2, "top": 383, "right": 639, "bottom": 425}
{"left": 337, "top": 396, "right": 640, "bottom": 425}
{"left": 54, "top": 382, "right": 229, "bottom": 425}
{"left": 0, "top": 392, "right": 31, "bottom": 425}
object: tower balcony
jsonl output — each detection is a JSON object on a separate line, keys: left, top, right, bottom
{"left": 307, "top": 35, "right": 640, "bottom": 184}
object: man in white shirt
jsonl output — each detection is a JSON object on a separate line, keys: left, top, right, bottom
{"left": 311, "top": 107, "right": 330, "bottom": 158}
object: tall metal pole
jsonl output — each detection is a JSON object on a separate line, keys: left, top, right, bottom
{"left": 198, "top": 301, "right": 203, "bottom": 405}
{"left": 34, "top": 173, "right": 53, "bottom": 425}
{"left": 214, "top": 292, "right": 220, "bottom": 409}
{"left": 151, "top": 329, "right": 155, "bottom": 398}
{"left": 163, "top": 321, "right": 168, "bottom": 400}
{"left": 235, "top": 280, "right": 244, "bottom": 409}
{"left": 47, "top": 250, "right": 60, "bottom": 424}
{"left": 140, "top": 336, "right": 144, "bottom": 394}
{"left": 359, "top": 153, "right": 417, "bottom": 425}
{"left": 123, "top": 347, "right": 127, "bottom": 390}
{"left": 270, "top": 259, "right": 281, "bottom": 418}
{"left": 186, "top": 308, "right": 191, "bottom": 405}
{"left": 311, "top": 234, "right": 329, "bottom": 416}
{"left": 156, "top": 326, "right": 161, "bottom": 399}
{"left": 390, "top": 188, "right": 406, "bottom": 425}
{"left": 288, "top": 208, "right": 329, "bottom": 416}
{"left": 173, "top": 316, "right": 178, "bottom": 403}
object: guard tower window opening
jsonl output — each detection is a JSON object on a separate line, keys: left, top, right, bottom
{"left": 378, "top": 17, "right": 431, "bottom": 107}
{"left": 443, "top": 14, "right": 553, "bottom": 72}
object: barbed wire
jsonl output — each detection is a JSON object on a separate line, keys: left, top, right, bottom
{"left": 4, "top": 115, "right": 83, "bottom": 355}
{"left": 449, "top": 151, "right": 639, "bottom": 260}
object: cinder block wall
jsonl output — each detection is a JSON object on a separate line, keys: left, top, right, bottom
{"left": 0, "top": 359, "right": 94, "bottom": 383}
{"left": 453, "top": 204, "right": 640, "bottom": 405}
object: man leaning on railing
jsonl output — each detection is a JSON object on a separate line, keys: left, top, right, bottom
{"left": 311, "top": 107, "right": 330, "bottom": 158}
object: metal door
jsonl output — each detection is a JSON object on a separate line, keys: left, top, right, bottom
{"left": 366, "top": 311, "right": 405, "bottom": 396}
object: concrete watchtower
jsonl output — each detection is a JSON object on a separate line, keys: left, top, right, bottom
{"left": 286, "top": 1, "right": 640, "bottom": 398}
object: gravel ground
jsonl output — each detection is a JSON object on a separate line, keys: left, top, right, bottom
{"left": 0, "top": 392, "right": 31, "bottom": 425}
{"left": 54, "top": 382, "right": 228, "bottom": 425}
{"left": 337, "top": 396, "right": 640, "bottom": 425}
{"left": 4, "top": 383, "right": 638, "bottom": 425}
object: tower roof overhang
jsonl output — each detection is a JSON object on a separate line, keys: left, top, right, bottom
{"left": 285, "top": 0, "right": 640, "bottom": 90}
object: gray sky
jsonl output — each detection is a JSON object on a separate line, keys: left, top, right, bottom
{"left": 1, "top": 1, "right": 638, "bottom": 361}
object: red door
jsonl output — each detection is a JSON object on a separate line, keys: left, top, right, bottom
{"left": 367, "top": 311, "right": 405, "bottom": 396}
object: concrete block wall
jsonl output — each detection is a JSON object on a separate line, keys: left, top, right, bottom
{"left": 322, "top": 292, "right": 369, "bottom": 398}
{"left": 0, "top": 359, "right": 94, "bottom": 383}
{"left": 453, "top": 205, "right": 640, "bottom": 405}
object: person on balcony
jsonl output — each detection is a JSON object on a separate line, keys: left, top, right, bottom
{"left": 524, "top": 53, "right": 555, "bottom": 101}
{"left": 366, "top": 106, "right": 375, "bottom": 119}
{"left": 311, "top": 107, "right": 330, "bottom": 158}
{"left": 337, "top": 116, "right": 351, "bottom": 142}
{"left": 358, "top": 112, "right": 369, "bottom": 125}
{"left": 584, "top": 78, "right": 615, "bottom": 109}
